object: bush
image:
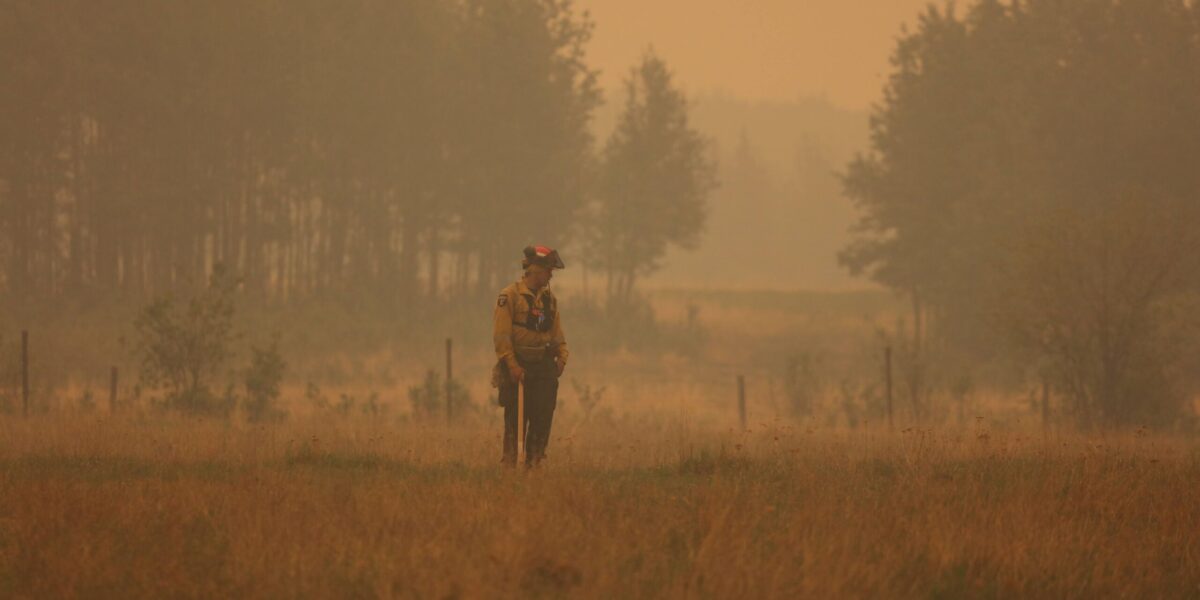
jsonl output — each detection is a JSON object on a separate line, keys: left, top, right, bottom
{"left": 408, "top": 370, "right": 472, "bottom": 422}
{"left": 133, "top": 267, "right": 238, "bottom": 416}
{"left": 244, "top": 338, "right": 286, "bottom": 422}
{"left": 1009, "top": 201, "right": 1200, "bottom": 428}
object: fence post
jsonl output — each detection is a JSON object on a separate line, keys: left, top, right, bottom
{"left": 445, "top": 338, "right": 453, "bottom": 425}
{"left": 1041, "top": 376, "right": 1050, "bottom": 435}
{"left": 737, "top": 375, "right": 747, "bottom": 430}
{"left": 21, "top": 330, "right": 29, "bottom": 417}
{"left": 110, "top": 367, "right": 119, "bottom": 413}
{"left": 885, "top": 345, "right": 894, "bottom": 431}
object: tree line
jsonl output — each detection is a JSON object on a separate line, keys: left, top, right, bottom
{"left": 843, "top": 0, "right": 1200, "bottom": 427}
{"left": 0, "top": 0, "right": 714, "bottom": 309}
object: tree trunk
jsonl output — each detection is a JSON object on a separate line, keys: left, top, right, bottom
{"left": 909, "top": 290, "right": 924, "bottom": 420}
{"left": 427, "top": 224, "right": 441, "bottom": 300}
{"left": 398, "top": 209, "right": 421, "bottom": 307}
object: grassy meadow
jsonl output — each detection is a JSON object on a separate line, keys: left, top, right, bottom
{"left": 1, "top": 289, "right": 1198, "bottom": 598}
{"left": 0, "top": 414, "right": 1197, "bottom": 598}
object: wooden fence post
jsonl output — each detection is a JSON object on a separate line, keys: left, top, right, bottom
{"left": 885, "top": 345, "right": 894, "bottom": 431}
{"left": 737, "top": 375, "right": 747, "bottom": 430}
{"left": 1041, "top": 377, "right": 1050, "bottom": 435}
{"left": 21, "top": 330, "right": 29, "bottom": 417}
{"left": 110, "top": 367, "right": 119, "bottom": 413}
{"left": 445, "top": 338, "right": 453, "bottom": 425}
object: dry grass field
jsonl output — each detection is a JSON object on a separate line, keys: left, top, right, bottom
{"left": 1, "top": 412, "right": 1197, "bottom": 598}
{"left": 1, "top": 290, "right": 1196, "bottom": 597}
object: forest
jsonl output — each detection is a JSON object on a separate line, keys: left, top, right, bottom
{"left": 4, "top": 0, "right": 1200, "bottom": 429}
{"left": 843, "top": 0, "right": 1200, "bottom": 428}
{"left": 1, "top": 0, "right": 711, "bottom": 308}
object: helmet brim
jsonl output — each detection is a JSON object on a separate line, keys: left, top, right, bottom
{"left": 524, "top": 245, "right": 565, "bottom": 269}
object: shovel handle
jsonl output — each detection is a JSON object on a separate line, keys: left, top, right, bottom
{"left": 517, "top": 379, "right": 526, "bottom": 464}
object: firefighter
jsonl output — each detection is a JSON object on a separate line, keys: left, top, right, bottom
{"left": 493, "top": 245, "right": 568, "bottom": 467}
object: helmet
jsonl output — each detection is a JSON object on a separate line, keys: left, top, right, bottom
{"left": 523, "top": 245, "right": 565, "bottom": 269}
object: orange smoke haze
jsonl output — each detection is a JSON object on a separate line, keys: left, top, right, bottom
{"left": 579, "top": 0, "right": 933, "bottom": 109}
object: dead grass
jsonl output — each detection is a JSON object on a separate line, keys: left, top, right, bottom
{"left": 0, "top": 414, "right": 1197, "bottom": 598}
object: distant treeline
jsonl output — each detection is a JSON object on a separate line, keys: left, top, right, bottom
{"left": 0, "top": 1, "right": 712, "bottom": 307}
{"left": 844, "top": 0, "right": 1200, "bottom": 426}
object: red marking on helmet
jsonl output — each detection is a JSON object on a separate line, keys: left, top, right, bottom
{"left": 535, "top": 245, "right": 552, "bottom": 257}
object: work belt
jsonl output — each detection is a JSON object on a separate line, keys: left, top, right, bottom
{"left": 513, "top": 344, "right": 552, "bottom": 363}
{"left": 492, "top": 344, "right": 555, "bottom": 389}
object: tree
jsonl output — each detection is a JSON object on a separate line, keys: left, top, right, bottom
{"left": 134, "top": 267, "right": 239, "bottom": 415}
{"left": 452, "top": 0, "right": 601, "bottom": 295}
{"left": 1007, "top": 197, "right": 1200, "bottom": 428}
{"left": 0, "top": 0, "right": 602, "bottom": 311}
{"left": 587, "top": 51, "right": 717, "bottom": 306}
{"left": 841, "top": 0, "right": 1200, "bottom": 427}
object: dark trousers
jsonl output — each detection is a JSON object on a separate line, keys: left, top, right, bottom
{"left": 499, "top": 358, "right": 558, "bottom": 466}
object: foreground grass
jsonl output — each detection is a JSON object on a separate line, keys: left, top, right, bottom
{"left": 0, "top": 416, "right": 1197, "bottom": 598}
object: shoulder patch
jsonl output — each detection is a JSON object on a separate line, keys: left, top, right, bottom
{"left": 497, "top": 295, "right": 508, "bottom": 307}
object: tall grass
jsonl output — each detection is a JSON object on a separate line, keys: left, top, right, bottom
{"left": 1, "top": 288, "right": 1196, "bottom": 596}
{"left": 0, "top": 413, "right": 1196, "bottom": 598}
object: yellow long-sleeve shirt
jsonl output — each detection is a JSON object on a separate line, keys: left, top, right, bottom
{"left": 493, "top": 279, "right": 568, "bottom": 370}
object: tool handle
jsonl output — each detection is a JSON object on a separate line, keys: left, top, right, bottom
{"left": 517, "top": 380, "right": 526, "bottom": 464}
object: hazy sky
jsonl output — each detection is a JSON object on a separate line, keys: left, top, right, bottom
{"left": 578, "top": 0, "right": 934, "bottom": 110}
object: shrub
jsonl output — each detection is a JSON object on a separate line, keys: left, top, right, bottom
{"left": 408, "top": 370, "right": 472, "bottom": 421}
{"left": 244, "top": 338, "right": 286, "bottom": 422}
{"left": 133, "top": 266, "right": 238, "bottom": 416}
